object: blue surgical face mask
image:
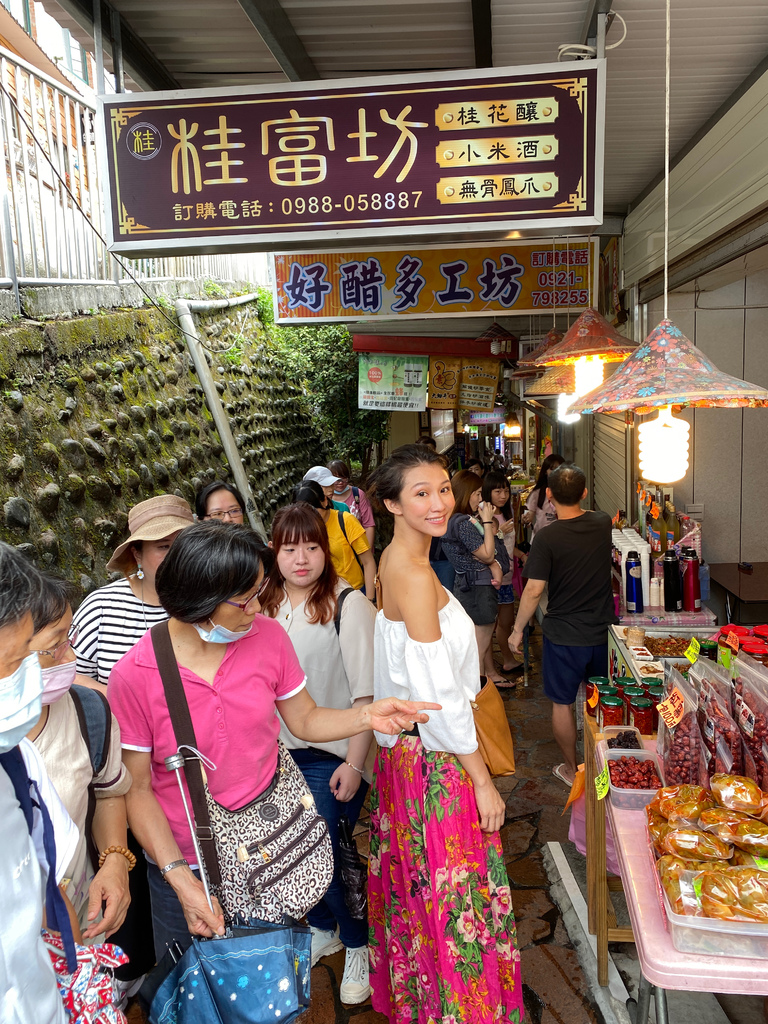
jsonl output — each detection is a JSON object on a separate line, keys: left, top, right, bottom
{"left": 0, "top": 653, "right": 44, "bottom": 753}
{"left": 193, "top": 620, "right": 253, "bottom": 644}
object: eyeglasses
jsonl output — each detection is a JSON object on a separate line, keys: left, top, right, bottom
{"left": 224, "top": 593, "right": 260, "bottom": 613}
{"left": 32, "top": 625, "right": 78, "bottom": 661}
{"left": 205, "top": 507, "right": 244, "bottom": 521}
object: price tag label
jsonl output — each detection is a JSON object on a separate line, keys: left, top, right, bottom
{"left": 753, "top": 856, "right": 768, "bottom": 870}
{"left": 726, "top": 631, "right": 741, "bottom": 652}
{"left": 656, "top": 686, "right": 686, "bottom": 729}
{"left": 595, "top": 764, "right": 610, "bottom": 801}
{"left": 685, "top": 637, "right": 700, "bottom": 664}
{"left": 587, "top": 687, "right": 600, "bottom": 709}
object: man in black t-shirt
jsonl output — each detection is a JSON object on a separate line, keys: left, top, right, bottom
{"left": 510, "top": 464, "right": 617, "bottom": 785}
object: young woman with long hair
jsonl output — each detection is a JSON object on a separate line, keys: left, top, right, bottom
{"left": 259, "top": 503, "right": 375, "bottom": 1004}
{"left": 482, "top": 471, "right": 528, "bottom": 676}
{"left": 366, "top": 444, "right": 522, "bottom": 1024}
{"left": 441, "top": 469, "right": 508, "bottom": 684}
{"left": 523, "top": 454, "right": 565, "bottom": 535}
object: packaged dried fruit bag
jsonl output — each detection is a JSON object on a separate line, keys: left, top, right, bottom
{"left": 699, "top": 806, "right": 756, "bottom": 843}
{"left": 691, "top": 659, "right": 734, "bottom": 717}
{"left": 698, "top": 687, "right": 743, "bottom": 782}
{"left": 657, "top": 667, "right": 707, "bottom": 786}
{"left": 661, "top": 826, "right": 733, "bottom": 861}
{"left": 722, "top": 820, "right": 768, "bottom": 858}
{"left": 731, "top": 655, "right": 768, "bottom": 789}
{"left": 692, "top": 867, "right": 768, "bottom": 922}
{"left": 710, "top": 773, "right": 766, "bottom": 815}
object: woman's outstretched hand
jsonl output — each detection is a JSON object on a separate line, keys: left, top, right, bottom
{"left": 363, "top": 698, "right": 441, "bottom": 735}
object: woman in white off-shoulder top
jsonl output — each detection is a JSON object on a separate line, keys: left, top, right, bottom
{"left": 366, "top": 444, "right": 523, "bottom": 1024}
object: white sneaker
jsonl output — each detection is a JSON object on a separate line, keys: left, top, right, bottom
{"left": 310, "top": 926, "right": 343, "bottom": 966}
{"left": 339, "top": 945, "right": 370, "bottom": 1005}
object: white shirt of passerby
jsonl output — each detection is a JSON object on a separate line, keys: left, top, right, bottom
{"left": 20, "top": 737, "right": 79, "bottom": 886}
{"left": 0, "top": 763, "right": 67, "bottom": 1024}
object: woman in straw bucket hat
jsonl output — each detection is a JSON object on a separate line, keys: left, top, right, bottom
{"left": 72, "top": 494, "right": 194, "bottom": 688}
{"left": 69, "top": 494, "right": 194, "bottom": 993}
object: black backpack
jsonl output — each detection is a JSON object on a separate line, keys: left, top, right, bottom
{"left": 69, "top": 684, "right": 112, "bottom": 866}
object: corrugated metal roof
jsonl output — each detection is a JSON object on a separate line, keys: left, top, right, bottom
{"left": 37, "top": 0, "right": 768, "bottom": 215}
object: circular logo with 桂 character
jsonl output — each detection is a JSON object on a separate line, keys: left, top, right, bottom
{"left": 126, "top": 122, "right": 162, "bottom": 160}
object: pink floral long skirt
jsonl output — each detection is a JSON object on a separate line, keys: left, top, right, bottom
{"left": 368, "top": 735, "right": 524, "bottom": 1023}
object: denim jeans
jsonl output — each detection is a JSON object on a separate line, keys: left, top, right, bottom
{"left": 147, "top": 861, "right": 201, "bottom": 962}
{"left": 431, "top": 558, "right": 456, "bottom": 592}
{"left": 289, "top": 747, "right": 369, "bottom": 949}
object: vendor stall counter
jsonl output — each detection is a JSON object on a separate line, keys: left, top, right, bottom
{"left": 583, "top": 714, "right": 768, "bottom": 1023}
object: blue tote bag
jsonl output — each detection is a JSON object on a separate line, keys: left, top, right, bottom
{"left": 150, "top": 924, "right": 311, "bottom": 1024}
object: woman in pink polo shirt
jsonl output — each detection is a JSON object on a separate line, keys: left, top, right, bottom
{"left": 107, "top": 521, "right": 435, "bottom": 959}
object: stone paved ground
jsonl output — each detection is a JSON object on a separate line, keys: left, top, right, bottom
{"left": 128, "top": 631, "right": 602, "bottom": 1023}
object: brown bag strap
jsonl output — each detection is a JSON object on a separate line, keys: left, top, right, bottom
{"left": 149, "top": 621, "right": 222, "bottom": 888}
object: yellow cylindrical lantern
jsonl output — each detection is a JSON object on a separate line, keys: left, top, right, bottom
{"left": 557, "top": 393, "right": 580, "bottom": 424}
{"left": 638, "top": 405, "right": 690, "bottom": 483}
{"left": 573, "top": 355, "right": 605, "bottom": 398}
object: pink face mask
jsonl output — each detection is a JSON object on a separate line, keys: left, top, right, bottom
{"left": 40, "top": 660, "right": 77, "bottom": 705}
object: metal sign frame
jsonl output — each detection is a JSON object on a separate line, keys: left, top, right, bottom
{"left": 98, "top": 60, "right": 606, "bottom": 256}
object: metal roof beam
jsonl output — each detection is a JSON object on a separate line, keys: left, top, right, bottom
{"left": 234, "top": 0, "right": 319, "bottom": 82}
{"left": 471, "top": 0, "right": 492, "bottom": 69}
{"left": 580, "top": 0, "right": 613, "bottom": 48}
{"left": 47, "top": 0, "right": 178, "bottom": 90}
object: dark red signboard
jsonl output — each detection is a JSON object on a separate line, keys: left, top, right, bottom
{"left": 100, "top": 62, "right": 605, "bottom": 256}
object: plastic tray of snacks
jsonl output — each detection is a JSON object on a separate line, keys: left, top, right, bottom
{"left": 636, "top": 661, "right": 665, "bottom": 679}
{"left": 661, "top": 888, "right": 768, "bottom": 960}
{"left": 602, "top": 725, "right": 645, "bottom": 749}
{"left": 600, "top": 748, "right": 665, "bottom": 810}
{"left": 629, "top": 645, "right": 655, "bottom": 662}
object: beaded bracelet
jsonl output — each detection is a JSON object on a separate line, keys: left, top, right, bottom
{"left": 98, "top": 844, "right": 137, "bottom": 871}
{"left": 345, "top": 761, "right": 365, "bottom": 775}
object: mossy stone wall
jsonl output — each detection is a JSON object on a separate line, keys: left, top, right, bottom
{"left": 0, "top": 305, "right": 324, "bottom": 595}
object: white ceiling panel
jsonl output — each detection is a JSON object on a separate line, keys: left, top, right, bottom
{"left": 37, "top": 0, "right": 768, "bottom": 212}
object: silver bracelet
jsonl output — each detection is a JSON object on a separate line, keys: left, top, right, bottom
{"left": 160, "top": 858, "right": 189, "bottom": 879}
{"left": 345, "top": 761, "right": 365, "bottom": 775}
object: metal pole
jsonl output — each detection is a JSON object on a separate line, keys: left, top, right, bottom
{"left": 175, "top": 297, "right": 267, "bottom": 540}
{"left": 92, "top": 0, "right": 105, "bottom": 95}
{"left": 109, "top": 6, "right": 124, "bottom": 92}
{"left": 164, "top": 753, "right": 214, "bottom": 914}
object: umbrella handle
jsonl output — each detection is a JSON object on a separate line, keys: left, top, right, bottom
{"left": 165, "top": 753, "right": 215, "bottom": 916}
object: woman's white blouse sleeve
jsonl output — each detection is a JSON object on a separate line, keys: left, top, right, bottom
{"left": 402, "top": 635, "right": 478, "bottom": 755}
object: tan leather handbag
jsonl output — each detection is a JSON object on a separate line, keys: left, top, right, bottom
{"left": 470, "top": 679, "right": 516, "bottom": 777}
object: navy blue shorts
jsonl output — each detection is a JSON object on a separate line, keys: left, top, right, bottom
{"left": 542, "top": 636, "right": 608, "bottom": 705}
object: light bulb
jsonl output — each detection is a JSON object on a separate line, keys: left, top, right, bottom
{"left": 638, "top": 406, "right": 690, "bottom": 483}
{"left": 557, "top": 393, "right": 580, "bottom": 424}
{"left": 573, "top": 355, "right": 605, "bottom": 398}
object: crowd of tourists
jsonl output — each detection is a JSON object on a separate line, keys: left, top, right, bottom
{"left": 1, "top": 441, "right": 616, "bottom": 1024}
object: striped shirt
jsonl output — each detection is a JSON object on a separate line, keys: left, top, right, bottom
{"left": 72, "top": 577, "right": 168, "bottom": 685}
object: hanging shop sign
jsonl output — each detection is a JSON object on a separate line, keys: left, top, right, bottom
{"left": 358, "top": 354, "right": 428, "bottom": 411}
{"left": 459, "top": 359, "right": 500, "bottom": 412}
{"left": 469, "top": 408, "right": 507, "bottom": 425}
{"left": 99, "top": 61, "right": 605, "bottom": 256}
{"left": 272, "top": 238, "right": 597, "bottom": 322}
{"left": 428, "top": 356, "right": 462, "bottom": 410}
{"left": 426, "top": 356, "right": 500, "bottom": 412}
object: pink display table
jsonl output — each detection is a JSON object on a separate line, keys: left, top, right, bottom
{"left": 602, "top": 739, "right": 768, "bottom": 1021}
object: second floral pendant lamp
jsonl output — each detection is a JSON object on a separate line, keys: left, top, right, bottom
{"left": 567, "top": 0, "right": 768, "bottom": 483}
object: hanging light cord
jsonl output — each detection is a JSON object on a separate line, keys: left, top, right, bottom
{"left": 663, "top": 0, "right": 671, "bottom": 320}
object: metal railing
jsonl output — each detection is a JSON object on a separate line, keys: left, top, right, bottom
{"left": 0, "top": 45, "right": 264, "bottom": 302}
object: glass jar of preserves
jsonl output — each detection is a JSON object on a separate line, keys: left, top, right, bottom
{"left": 598, "top": 694, "right": 625, "bottom": 729}
{"left": 586, "top": 676, "right": 611, "bottom": 717}
{"left": 629, "top": 696, "right": 654, "bottom": 734}
{"left": 613, "top": 676, "right": 635, "bottom": 701}
{"left": 622, "top": 685, "right": 645, "bottom": 717}
{"left": 753, "top": 624, "right": 768, "bottom": 642}
{"left": 699, "top": 639, "right": 718, "bottom": 662}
